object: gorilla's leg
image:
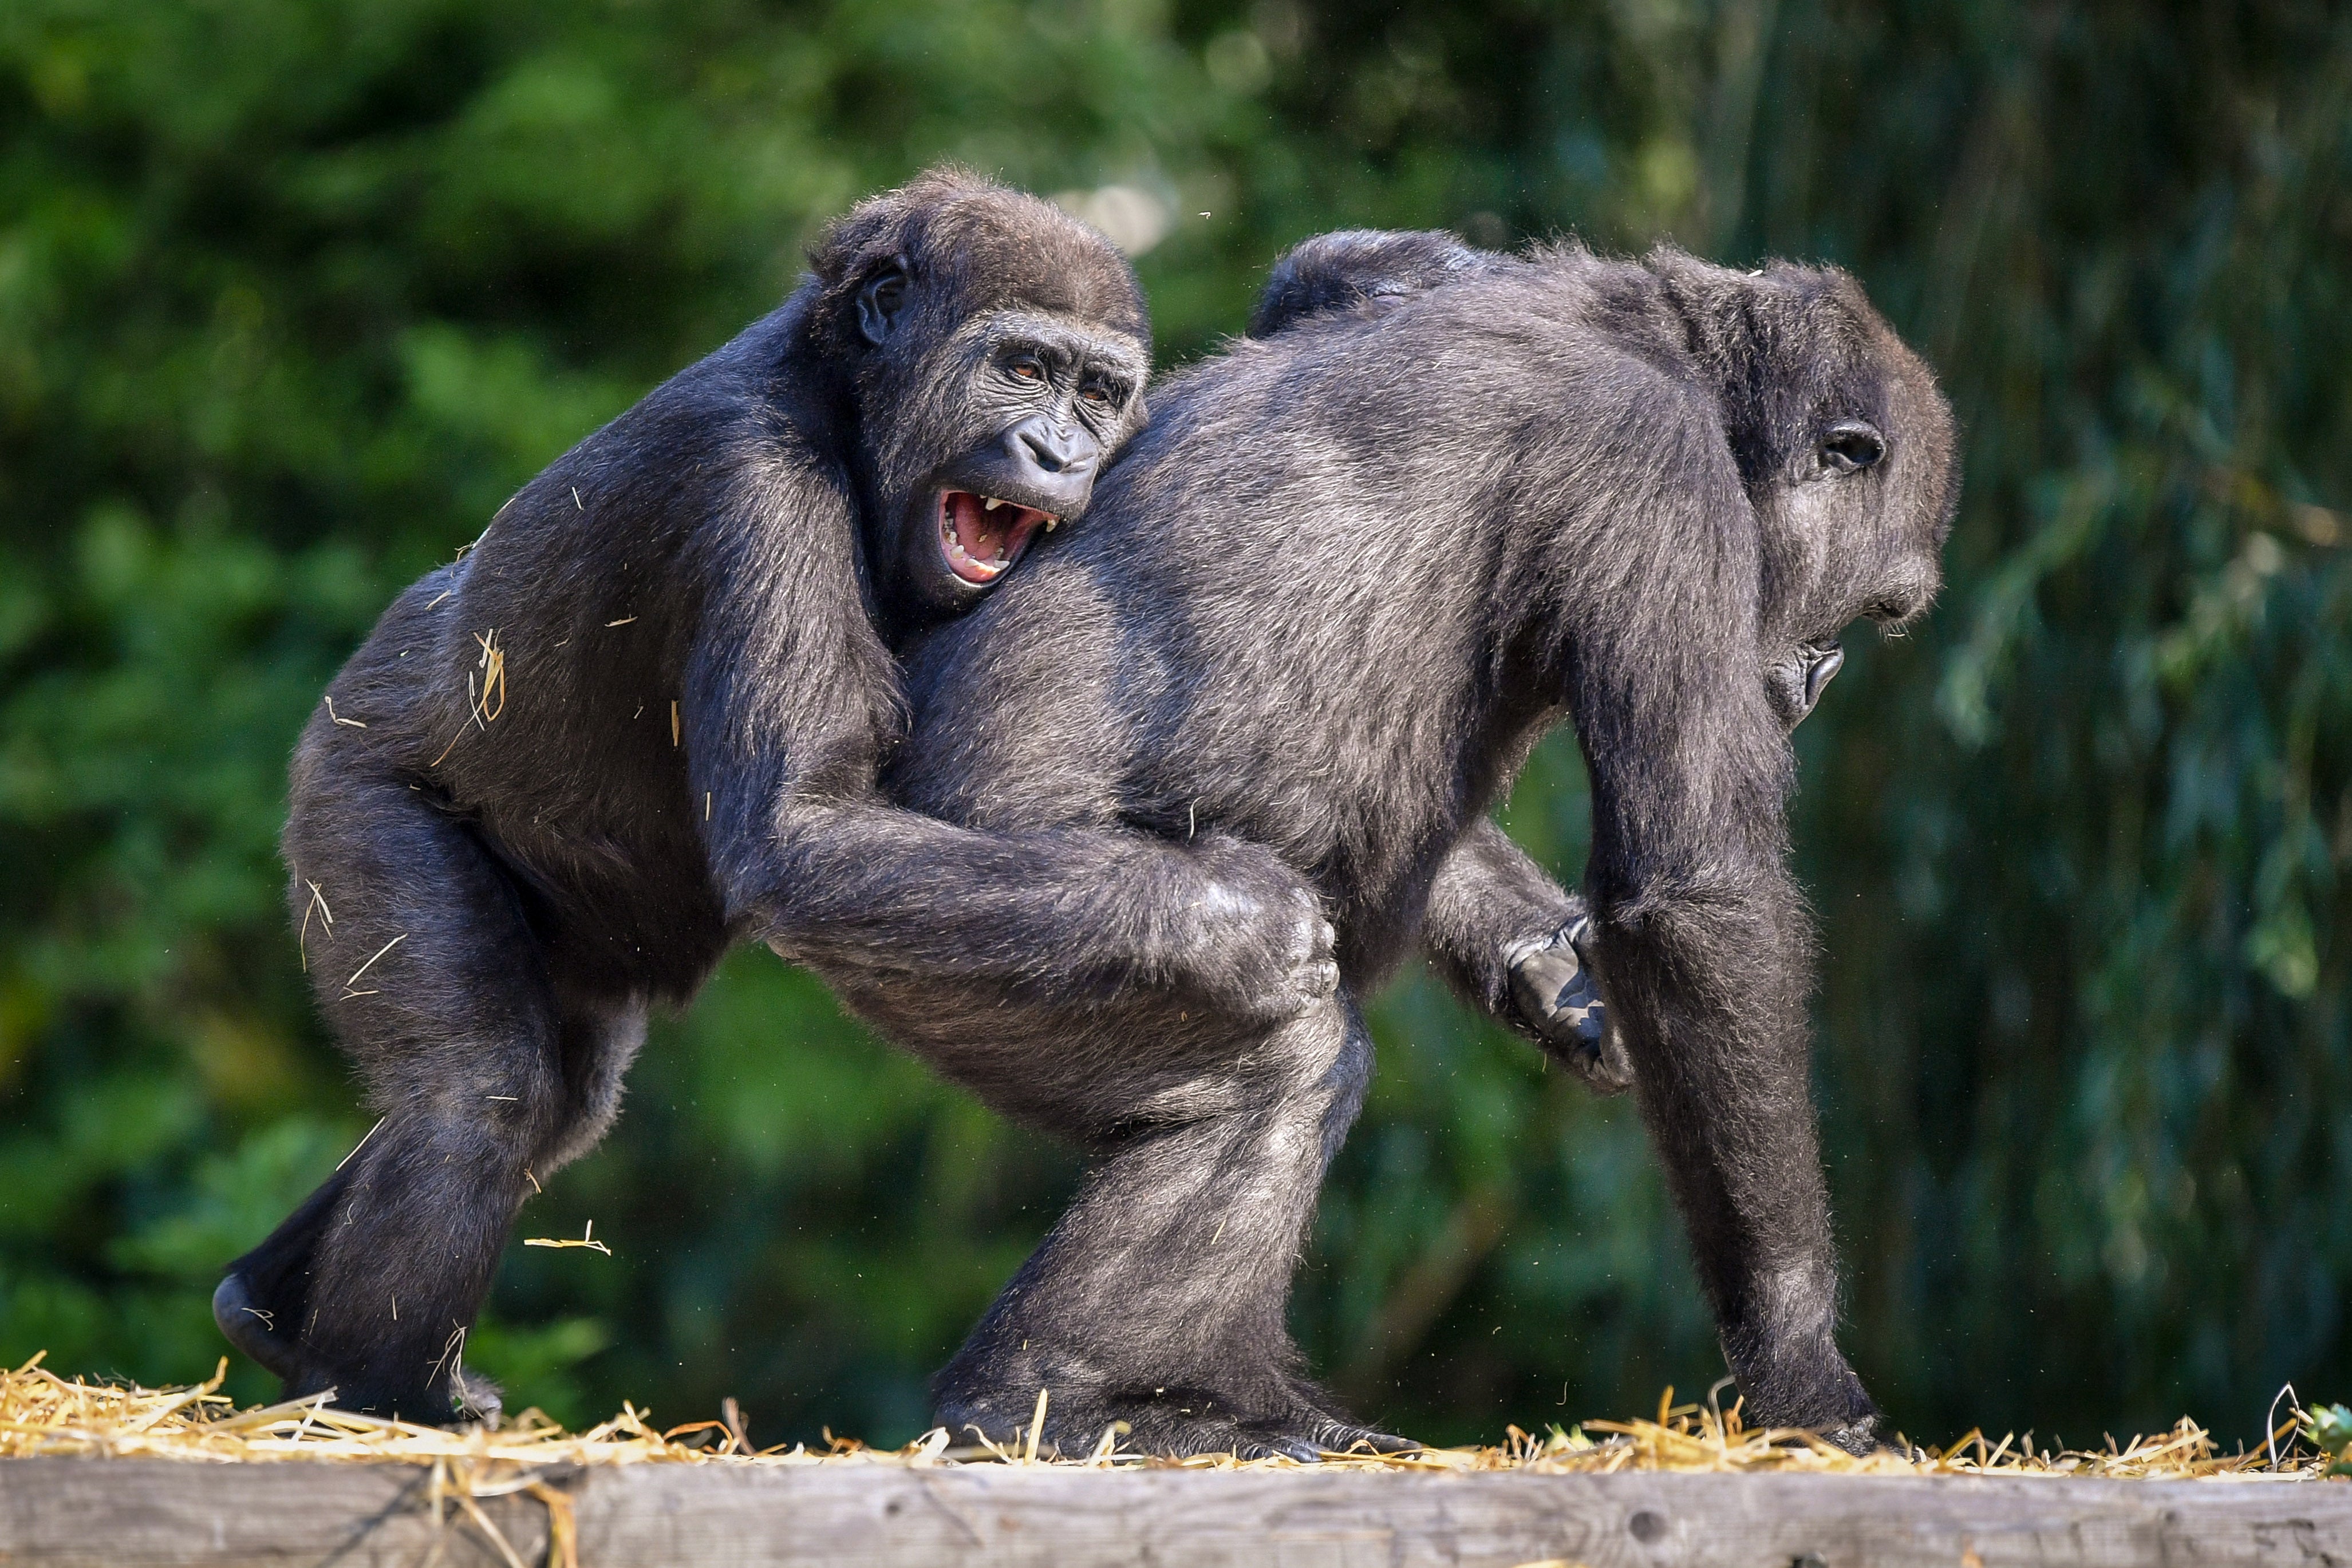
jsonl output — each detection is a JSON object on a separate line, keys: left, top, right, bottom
{"left": 534, "top": 1001, "right": 650, "bottom": 1179}
{"left": 217, "top": 1001, "right": 641, "bottom": 1409}
{"left": 925, "top": 996, "right": 1403, "bottom": 1460}
{"left": 220, "top": 775, "right": 571, "bottom": 1421}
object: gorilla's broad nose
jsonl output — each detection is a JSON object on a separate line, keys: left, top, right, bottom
{"left": 992, "top": 416, "right": 1099, "bottom": 517}
{"left": 1017, "top": 419, "right": 1091, "bottom": 476}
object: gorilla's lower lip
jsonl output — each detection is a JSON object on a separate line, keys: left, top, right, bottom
{"left": 938, "top": 490, "right": 1054, "bottom": 584}
{"left": 1803, "top": 641, "right": 1845, "bottom": 707}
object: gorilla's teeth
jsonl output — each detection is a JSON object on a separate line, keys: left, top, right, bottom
{"left": 1044, "top": 517, "right": 1058, "bottom": 531}
{"left": 984, "top": 497, "right": 1003, "bottom": 511}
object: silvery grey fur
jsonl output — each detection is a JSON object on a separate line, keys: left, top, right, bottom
{"left": 816, "top": 232, "right": 1958, "bottom": 1459}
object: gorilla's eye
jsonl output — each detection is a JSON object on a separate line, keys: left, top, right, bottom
{"left": 1079, "top": 383, "right": 1114, "bottom": 408}
{"left": 1820, "top": 420, "right": 1887, "bottom": 474}
{"left": 1008, "top": 357, "right": 1047, "bottom": 384}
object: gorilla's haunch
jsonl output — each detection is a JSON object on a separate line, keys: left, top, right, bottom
{"left": 828, "top": 235, "right": 1958, "bottom": 1459}
{"left": 214, "top": 171, "right": 1343, "bottom": 1424}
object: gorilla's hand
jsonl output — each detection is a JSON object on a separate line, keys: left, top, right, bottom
{"left": 1175, "top": 836, "right": 1340, "bottom": 1026}
{"left": 1507, "top": 917, "right": 1634, "bottom": 1095}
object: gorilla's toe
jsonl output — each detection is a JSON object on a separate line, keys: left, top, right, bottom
{"left": 1301, "top": 1416, "right": 1421, "bottom": 1456}
{"left": 1270, "top": 1378, "right": 1421, "bottom": 1455}
{"left": 1230, "top": 1431, "right": 1325, "bottom": 1463}
{"left": 1821, "top": 1414, "right": 1884, "bottom": 1458}
{"left": 451, "top": 1364, "right": 506, "bottom": 1427}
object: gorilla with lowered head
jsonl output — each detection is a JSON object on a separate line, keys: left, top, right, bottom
{"left": 810, "top": 231, "right": 1958, "bottom": 1458}
{"left": 213, "top": 170, "right": 1347, "bottom": 1422}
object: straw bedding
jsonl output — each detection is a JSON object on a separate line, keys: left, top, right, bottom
{"left": 2, "top": 1352, "right": 2337, "bottom": 1482}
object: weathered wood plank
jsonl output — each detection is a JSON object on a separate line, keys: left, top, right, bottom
{"left": 4, "top": 1459, "right": 2347, "bottom": 1568}
{"left": 0, "top": 1459, "right": 551, "bottom": 1567}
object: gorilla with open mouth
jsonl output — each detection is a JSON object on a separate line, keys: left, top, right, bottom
{"left": 213, "top": 169, "right": 1344, "bottom": 1423}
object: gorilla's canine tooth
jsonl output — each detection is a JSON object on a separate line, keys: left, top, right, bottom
{"left": 984, "top": 496, "right": 1003, "bottom": 511}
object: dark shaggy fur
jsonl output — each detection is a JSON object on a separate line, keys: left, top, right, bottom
{"left": 212, "top": 170, "right": 1344, "bottom": 1423}
{"left": 820, "top": 235, "right": 1958, "bottom": 1459}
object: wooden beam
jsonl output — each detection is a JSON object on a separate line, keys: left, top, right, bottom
{"left": 3, "top": 1458, "right": 2346, "bottom": 1567}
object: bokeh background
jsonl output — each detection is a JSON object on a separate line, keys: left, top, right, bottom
{"left": 3, "top": 0, "right": 2350, "bottom": 1452}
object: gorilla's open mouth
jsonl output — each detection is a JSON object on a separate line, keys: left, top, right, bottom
{"left": 938, "top": 490, "right": 1056, "bottom": 585}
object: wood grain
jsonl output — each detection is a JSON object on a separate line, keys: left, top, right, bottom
{"left": 4, "top": 1459, "right": 2347, "bottom": 1567}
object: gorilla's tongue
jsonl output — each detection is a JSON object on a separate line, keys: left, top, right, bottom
{"left": 940, "top": 491, "right": 1051, "bottom": 584}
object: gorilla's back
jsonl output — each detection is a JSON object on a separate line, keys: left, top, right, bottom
{"left": 887, "top": 258, "right": 1649, "bottom": 976}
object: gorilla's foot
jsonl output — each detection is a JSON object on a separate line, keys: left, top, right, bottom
{"left": 220, "top": 1269, "right": 503, "bottom": 1427}
{"left": 212, "top": 1164, "right": 352, "bottom": 1381}
{"left": 279, "top": 1358, "right": 504, "bottom": 1428}
{"left": 1820, "top": 1413, "right": 1883, "bottom": 1458}
{"left": 1731, "top": 1341, "right": 1884, "bottom": 1459}
{"left": 940, "top": 1375, "right": 1419, "bottom": 1461}
{"left": 448, "top": 1364, "right": 506, "bottom": 1427}
{"left": 1272, "top": 1371, "right": 1419, "bottom": 1455}
{"left": 212, "top": 1271, "right": 297, "bottom": 1380}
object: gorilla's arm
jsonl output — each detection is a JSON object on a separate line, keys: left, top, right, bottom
{"left": 760, "top": 803, "right": 1332, "bottom": 1022}
{"left": 677, "top": 469, "right": 1331, "bottom": 1026}
{"left": 1564, "top": 410, "right": 1879, "bottom": 1448}
{"left": 1423, "top": 821, "right": 1575, "bottom": 1004}
{"left": 1420, "top": 820, "right": 1630, "bottom": 1092}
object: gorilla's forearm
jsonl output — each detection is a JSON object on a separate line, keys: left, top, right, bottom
{"left": 1420, "top": 817, "right": 1584, "bottom": 1020}
{"left": 1590, "top": 862, "right": 1876, "bottom": 1445}
{"left": 749, "top": 800, "right": 1334, "bottom": 1025}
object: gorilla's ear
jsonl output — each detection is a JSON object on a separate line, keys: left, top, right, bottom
{"left": 857, "top": 261, "right": 911, "bottom": 346}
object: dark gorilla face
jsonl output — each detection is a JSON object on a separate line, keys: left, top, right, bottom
{"left": 1738, "top": 270, "right": 1960, "bottom": 730}
{"left": 807, "top": 172, "right": 1153, "bottom": 628}
{"left": 862, "top": 293, "right": 1147, "bottom": 617}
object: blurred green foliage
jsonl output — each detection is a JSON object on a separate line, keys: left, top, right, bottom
{"left": 2, "top": 0, "right": 2349, "bottom": 1450}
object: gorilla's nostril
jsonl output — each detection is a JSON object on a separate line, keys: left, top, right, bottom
{"left": 1000, "top": 417, "right": 1098, "bottom": 494}
{"left": 1022, "top": 429, "right": 1086, "bottom": 473}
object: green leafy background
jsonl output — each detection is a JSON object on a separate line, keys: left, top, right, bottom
{"left": 3, "top": 0, "right": 2349, "bottom": 1451}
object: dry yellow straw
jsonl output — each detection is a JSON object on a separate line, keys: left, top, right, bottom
{"left": 0, "top": 1351, "right": 2329, "bottom": 1479}
{"left": 522, "top": 1221, "right": 612, "bottom": 1256}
